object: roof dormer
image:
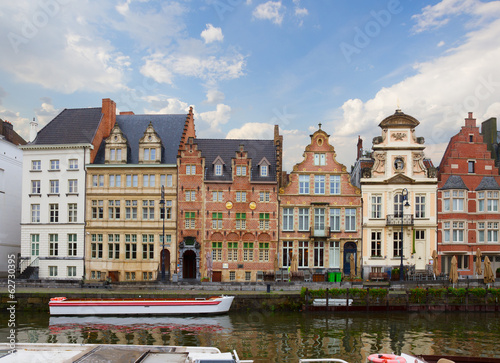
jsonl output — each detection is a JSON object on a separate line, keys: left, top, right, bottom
{"left": 104, "top": 124, "right": 128, "bottom": 164}
{"left": 258, "top": 157, "right": 270, "bottom": 177}
{"left": 139, "top": 122, "right": 162, "bottom": 164}
{"left": 213, "top": 156, "right": 225, "bottom": 176}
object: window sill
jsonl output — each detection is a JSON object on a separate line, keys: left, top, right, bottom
{"left": 48, "top": 169, "right": 60, "bottom": 172}
{"left": 47, "top": 193, "right": 60, "bottom": 197}
{"left": 67, "top": 168, "right": 79, "bottom": 171}
{"left": 66, "top": 193, "right": 79, "bottom": 196}
{"left": 29, "top": 193, "right": 41, "bottom": 197}
{"left": 370, "top": 256, "right": 384, "bottom": 259}
{"left": 30, "top": 169, "right": 42, "bottom": 172}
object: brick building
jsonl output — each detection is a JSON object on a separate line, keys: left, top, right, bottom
{"left": 438, "top": 112, "right": 500, "bottom": 275}
{"left": 177, "top": 126, "right": 282, "bottom": 282}
{"left": 279, "top": 125, "right": 362, "bottom": 280}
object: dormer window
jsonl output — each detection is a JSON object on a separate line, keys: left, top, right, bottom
{"left": 215, "top": 164, "right": 222, "bottom": 176}
{"left": 213, "top": 156, "right": 225, "bottom": 176}
{"left": 105, "top": 124, "right": 128, "bottom": 164}
{"left": 139, "top": 122, "right": 162, "bottom": 164}
{"left": 110, "top": 148, "right": 122, "bottom": 161}
{"left": 144, "top": 148, "right": 156, "bottom": 161}
{"left": 258, "top": 157, "right": 271, "bottom": 177}
{"left": 261, "top": 165, "right": 268, "bottom": 176}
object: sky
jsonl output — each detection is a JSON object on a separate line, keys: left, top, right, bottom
{"left": 2, "top": 0, "right": 500, "bottom": 172}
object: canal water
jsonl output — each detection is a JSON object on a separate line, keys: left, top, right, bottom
{"left": 1, "top": 311, "right": 499, "bottom": 362}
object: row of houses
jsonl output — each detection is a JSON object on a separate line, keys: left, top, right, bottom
{"left": 4, "top": 98, "right": 500, "bottom": 282}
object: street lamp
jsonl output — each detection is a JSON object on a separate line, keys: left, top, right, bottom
{"left": 400, "top": 188, "right": 410, "bottom": 281}
{"left": 160, "top": 185, "right": 166, "bottom": 282}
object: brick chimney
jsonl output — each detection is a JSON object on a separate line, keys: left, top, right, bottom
{"left": 356, "top": 135, "right": 363, "bottom": 160}
{"left": 101, "top": 98, "right": 117, "bottom": 135}
{"left": 465, "top": 112, "right": 476, "bottom": 128}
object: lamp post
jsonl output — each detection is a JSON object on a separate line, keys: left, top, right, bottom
{"left": 160, "top": 185, "right": 165, "bottom": 282}
{"left": 400, "top": 188, "right": 410, "bottom": 281}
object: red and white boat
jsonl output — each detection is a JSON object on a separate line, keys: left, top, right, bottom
{"left": 49, "top": 295, "right": 234, "bottom": 316}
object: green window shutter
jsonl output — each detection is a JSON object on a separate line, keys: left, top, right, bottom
{"left": 212, "top": 212, "right": 217, "bottom": 219}
{"left": 218, "top": 212, "right": 222, "bottom": 219}
{"left": 242, "top": 213, "right": 246, "bottom": 219}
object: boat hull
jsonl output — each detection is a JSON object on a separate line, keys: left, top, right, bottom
{"left": 49, "top": 296, "right": 234, "bottom": 316}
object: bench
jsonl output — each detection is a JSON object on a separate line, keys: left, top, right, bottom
{"left": 369, "top": 272, "right": 388, "bottom": 281}
{"left": 313, "top": 298, "right": 353, "bottom": 307}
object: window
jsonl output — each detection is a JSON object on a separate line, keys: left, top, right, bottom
{"left": 314, "top": 241, "right": 324, "bottom": 267}
{"left": 108, "top": 234, "right": 120, "bottom": 259}
{"left": 110, "top": 148, "right": 122, "bottom": 161}
{"left": 415, "top": 230, "right": 425, "bottom": 244}
{"left": 487, "top": 222, "right": 498, "bottom": 242}
{"left": 212, "top": 242, "right": 222, "bottom": 261}
{"left": 259, "top": 191, "right": 270, "bottom": 202}
{"left": 468, "top": 160, "right": 475, "bottom": 173}
{"left": 314, "top": 153, "right": 326, "bottom": 166}
{"left": 330, "top": 175, "right": 340, "bottom": 195}
{"left": 298, "top": 208, "right": 309, "bottom": 231}
{"left": 371, "top": 231, "right": 382, "bottom": 257}
{"left": 92, "top": 175, "right": 104, "bottom": 187}
{"left": 92, "top": 200, "right": 104, "bottom": 219}
{"left": 330, "top": 208, "right": 340, "bottom": 231}
{"left": 159, "top": 234, "right": 171, "bottom": 246}
{"left": 186, "top": 165, "right": 196, "bottom": 175}
{"left": 487, "top": 191, "right": 499, "bottom": 212}
{"left": 50, "top": 180, "right": 59, "bottom": 194}
{"left": 143, "top": 272, "right": 153, "bottom": 281}
{"left": 31, "top": 234, "right": 39, "bottom": 256}
{"left": 67, "top": 266, "right": 76, "bottom": 277}
{"left": 259, "top": 213, "right": 270, "bottom": 230}
{"left": 393, "top": 231, "right": 402, "bottom": 257}
{"left": 144, "top": 148, "right": 156, "bottom": 161}
{"left": 243, "top": 242, "right": 254, "bottom": 261}
{"left": 49, "top": 234, "right": 58, "bottom": 256}
{"left": 212, "top": 191, "right": 223, "bottom": 202}
{"left": 108, "top": 200, "right": 121, "bottom": 219}
{"left": 259, "top": 242, "right": 269, "bottom": 262}
{"left": 260, "top": 165, "right": 268, "bottom": 176}
{"left": 394, "top": 193, "right": 403, "bottom": 217}
{"left": 314, "top": 208, "right": 325, "bottom": 232}
{"left": 345, "top": 208, "right": 356, "bottom": 231}
{"left": 142, "top": 200, "right": 154, "bottom": 220}
{"left": 68, "top": 203, "right": 77, "bottom": 222}
{"left": 69, "top": 159, "right": 78, "bottom": 169}
{"left": 215, "top": 164, "right": 223, "bottom": 176}
{"left": 91, "top": 234, "right": 103, "bottom": 258}
{"left": 282, "top": 208, "right": 294, "bottom": 231}
{"left": 443, "top": 190, "right": 465, "bottom": 212}
{"left": 314, "top": 175, "right": 325, "bottom": 194}
{"left": 49, "top": 204, "right": 59, "bottom": 222}
{"left": 49, "top": 266, "right": 58, "bottom": 277}
{"left": 185, "top": 190, "right": 196, "bottom": 201}
{"left": 443, "top": 221, "right": 465, "bottom": 242}
{"left": 236, "top": 213, "right": 246, "bottom": 229}
{"left": 125, "top": 200, "right": 138, "bottom": 220}
{"left": 126, "top": 174, "right": 138, "bottom": 187}
{"left": 125, "top": 234, "right": 137, "bottom": 259}
{"left": 299, "top": 175, "right": 310, "bottom": 194}
{"left": 212, "top": 212, "right": 223, "bottom": 229}
{"left": 185, "top": 212, "right": 196, "bottom": 229}
{"left": 282, "top": 241, "right": 293, "bottom": 267}
{"left": 329, "top": 241, "right": 340, "bottom": 268}
{"left": 298, "top": 241, "right": 309, "bottom": 267}
{"left": 109, "top": 175, "right": 121, "bottom": 187}
{"left": 143, "top": 174, "right": 155, "bottom": 187}
{"left": 229, "top": 271, "right": 236, "bottom": 281}
{"left": 31, "top": 180, "right": 41, "bottom": 194}
{"left": 469, "top": 134, "right": 474, "bottom": 142}
{"left": 236, "top": 166, "right": 247, "bottom": 176}
{"left": 228, "top": 242, "right": 238, "bottom": 261}
{"left": 161, "top": 200, "right": 172, "bottom": 220}
{"left": 478, "top": 222, "right": 485, "bottom": 242}
{"left": 236, "top": 191, "right": 246, "bottom": 202}
{"left": 50, "top": 160, "right": 59, "bottom": 170}
{"left": 161, "top": 174, "right": 173, "bottom": 187}
{"left": 68, "top": 234, "right": 77, "bottom": 256}
{"left": 32, "top": 160, "right": 41, "bottom": 170}
{"left": 415, "top": 194, "right": 426, "bottom": 218}
{"left": 142, "top": 235, "right": 155, "bottom": 259}
{"left": 245, "top": 271, "right": 251, "bottom": 281}
{"left": 31, "top": 204, "right": 40, "bottom": 223}
{"left": 68, "top": 179, "right": 78, "bottom": 193}
{"left": 371, "top": 195, "right": 382, "bottom": 219}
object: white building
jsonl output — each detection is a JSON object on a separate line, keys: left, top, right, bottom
{"left": 0, "top": 120, "right": 25, "bottom": 277}
{"left": 19, "top": 100, "right": 115, "bottom": 280}
{"left": 358, "top": 110, "right": 438, "bottom": 279}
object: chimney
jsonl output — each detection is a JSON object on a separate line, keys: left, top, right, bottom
{"left": 30, "top": 117, "right": 38, "bottom": 142}
{"left": 101, "top": 98, "right": 117, "bottom": 136}
{"left": 120, "top": 111, "right": 135, "bottom": 115}
{"left": 357, "top": 135, "right": 363, "bottom": 160}
{"left": 465, "top": 112, "right": 476, "bottom": 128}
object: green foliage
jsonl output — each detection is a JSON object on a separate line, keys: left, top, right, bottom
{"left": 468, "top": 287, "right": 487, "bottom": 298}
{"left": 329, "top": 288, "right": 347, "bottom": 297}
{"left": 409, "top": 287, "right": 426, "bottom": 303}
{"left": 427, "top": 287, "right": 446, "bottom": 298}
{"left": 448, "top": 287, "right": 466, "bottom": 297}
{"left": 368, "top": 288, "right": 388, "bottom": 298}
{"left": 488, "top": 288, "right": 500, "bottom": 297}
{"left": 349, "top": 288, "right": 367, "bottom": 298}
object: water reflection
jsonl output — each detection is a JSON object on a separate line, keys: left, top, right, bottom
{"left": 1, "top": 311, "right": 499, "bottom": 362}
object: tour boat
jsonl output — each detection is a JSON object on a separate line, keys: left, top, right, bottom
{"left": 48, "top": 295, "right": 234, "bottom": 316}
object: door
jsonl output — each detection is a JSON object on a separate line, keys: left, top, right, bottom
{"left": 343, "top": 242, "right": 357, "bottom": 276}
{"left": 183, "top": 250, "right": 196, "bottom": 279}
{"left": 161, "top": 249, "right": 170, "bottom": 278}
{"left": 212, "top": 271, "right": 222, "bottom": 282}
{"left": 109, "top": 271, "right": 119, "bottom": 282}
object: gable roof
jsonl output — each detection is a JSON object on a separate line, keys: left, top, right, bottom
{"left": 195, "top": 139, "right": 277, "bottom": 182}
{"left": 440, "top": 175, "right": 469, "bottom": 190}
{"left": 32, "top": 108, "right": 103, "bottom": 145}
{"left": 93, "top": 114, "right": 187, "bottom": 164}
{"left": 475, "top": 176, "right": 500, "bottom": 191}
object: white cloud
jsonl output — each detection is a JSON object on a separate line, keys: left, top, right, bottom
{"left": 143, "top": 95, "right": 189, "bottom": 114}
{"left": 253, "top": 1, "right": 284, "bottom": 25}
{"left": 199, "top": 104, "right": 232, "bottom": 129}
{"left": 204, "top": 89, "right": 225, "bottom": 104}
{"left": 226, "top": 122, "right": 275, "bottom": 139}
{"left": 35, "top": 97, "right": 60, "bottom": 127}
{"left": 201, "top": 24, "right": 224, "bottom": 44}
{"left": 437, "top": 40, "right": 445, "bottom": 47}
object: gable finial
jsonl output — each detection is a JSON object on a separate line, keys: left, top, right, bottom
{"left": 318, "top": 123, "right": 322, "bottom": 130}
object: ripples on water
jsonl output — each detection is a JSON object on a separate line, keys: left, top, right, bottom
{"left": 1, "top": 311, "right": 499, "bottom": 362}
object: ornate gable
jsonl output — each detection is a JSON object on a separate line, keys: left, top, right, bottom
{"left": 104, "top": 124, "right": 127, "bottom": 164}
{"left": 139, "top": 122, "right": 162, "bottom": 164}
{"left": 386, "top": 174, "right": 414, "bottom": 184}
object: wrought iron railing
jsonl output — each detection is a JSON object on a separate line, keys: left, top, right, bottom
{"left": 19, "top": 257, "right": 39, "bottom": 275}
{"left": 386, "top": 214, "right": 414, "bottom": 226}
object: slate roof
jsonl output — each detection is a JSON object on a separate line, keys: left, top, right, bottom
{"left": 93, "top": 114, "right": 186, "bottom": 165}
{"left": 475, "top": 176, "right": 500, "bottom": 191}
{"left": 32, "top": 108, "right": 103, "bottom": 145}
{"left": 195, "top": 139, "right": 277, "bottom": 182}
{"left": 440, "top": 175, "right": 469, "bottom": 190}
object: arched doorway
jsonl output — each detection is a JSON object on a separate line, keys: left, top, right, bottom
{"left": 343, "top": 241, "right": 357, "bottom": 277}
{"left": 161, "top": 249, "right": 170, "bottom": 280}
{"left": 183, "top": 250, "right": 196, "bottom": 279}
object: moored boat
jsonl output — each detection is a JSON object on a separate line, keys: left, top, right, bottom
{"left": 48, "top": 295, "right": 234, "bottom": 316}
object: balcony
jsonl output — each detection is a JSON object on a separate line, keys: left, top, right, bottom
{"left": 386, "top": 214, "right": 414, "bottom": 226}
{"left": 310, "top": 226, "right": 330, "bottom": 237}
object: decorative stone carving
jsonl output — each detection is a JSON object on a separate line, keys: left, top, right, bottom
{"left": 392, "top": 132, "right": 406, "bottom": 141}
{"left": 373, "top": 136, "right": 383, "bottom": 145}
{"left": 372, "top": 151, "right": 386, "bottom": 173}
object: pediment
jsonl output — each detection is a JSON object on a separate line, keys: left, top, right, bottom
{"left": 106, "top": 124, "right": 127, "bottom": 145}
{"left": 139, "top": 122, "right": 162, "bottom": 145}
{"left": 213, "top": 155, "right": 225, "bottom": 165}
{"left": 386, "top": 174, "right": 414, "bottom": 184}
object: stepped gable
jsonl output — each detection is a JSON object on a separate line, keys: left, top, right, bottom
{"left": 475, "top": 176, "right": 500, "bottom": 191}
{"left": 195, "top": 139, "right": 277, "bottom": 182}
{"left": 440, "top": 175, "right": 469, "bottom": 190}
{"left": 93, "top": 114, "right": 186, "bottom": 164}
{"left": 32, "top": 108, "right": 103, "bottom": 145}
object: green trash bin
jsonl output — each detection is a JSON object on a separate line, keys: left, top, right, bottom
{"left": 328, "top": 272, "right": 335, "bottom": 282}
{"left": 335, "top": 272, "right": 341, "bottom": 282}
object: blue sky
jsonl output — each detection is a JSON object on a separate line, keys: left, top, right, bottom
{"left": 2, "top": 0, "right": 500, "bottom": 171}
